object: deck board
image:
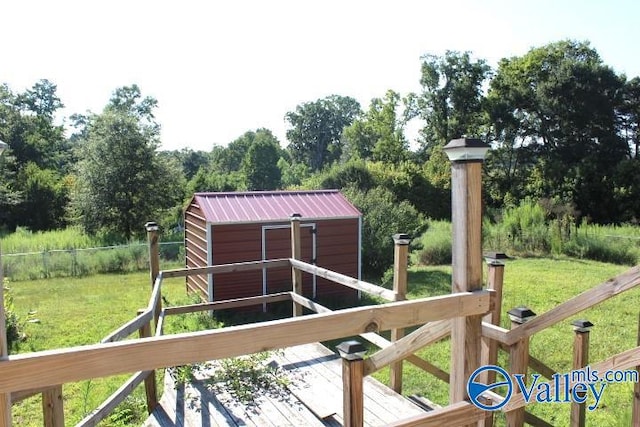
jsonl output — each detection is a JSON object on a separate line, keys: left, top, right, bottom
{"left": 145, "top": 342, "right": 425, "bottom": 426}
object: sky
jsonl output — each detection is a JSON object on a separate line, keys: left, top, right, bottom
{"left": 4, "top": 0, "right": 640, "bottom": 152}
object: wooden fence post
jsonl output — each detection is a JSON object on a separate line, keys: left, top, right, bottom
{"left": 290, "top": 214, "right": 303, "bottom": 317}
{"left": 145, "top": 222, "right": 161, "bottom": 328}
{"left": 338, "top": 340, "right": 366, "bottom": 427}
{"left": 633, "top": 314, "right": 640, "bottom": 426}
{"left": 390, "top": 233, "right": 411, "bottom": 393}
{"left": 443, "top": 138, "right": 489, "bottom": 412}
{"left": 0, "top": 241, "right": 11, "bottom": 427}
{"left": 506, "top": 306, "right": 536, "bottom": 427}
{"left": 570, "top": 319, "right": 593, "bottom": 427}
{"left": 42, "top": 386, "right": 64, "bottom": 427}
{"left": 480, "top": 258, "right": 505, "bottom": 427}
{"left": 138, "top": 309, "right": 158, "bottom": 413}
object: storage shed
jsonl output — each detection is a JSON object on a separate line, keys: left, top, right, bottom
{"left": 184, "top": 190, "right": 361, "bottom": 305}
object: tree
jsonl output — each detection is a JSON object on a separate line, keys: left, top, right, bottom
{"left": 0, "top": 80, "right": 71, "bottom": 230}
{"left": 16, "top": 163, "right": 69, "bottom": 230}
{"left": 163, "top": 148, "right": 210, "bottom": 180}
{"left": 211, "top": 128, "right": 280, "bottom": 173}
{"left": 72, "top": 86, "right": 184, "bottom": 239}
{"left": 242, "top": 137, "right": 282, "bottom": 190}
{"left": 408, "top": 51, "right": 491, "bottom": 154}
{"left": 285, "top": 95, "right": 361, "bottom": 171}
{"left": 343, "top": 186, "right": 426, "bottom": 279}
{"left": 17, "top": 79, "right": 64, "bottom": 119}
{"left": 621, "top": 77, "right": 640, "bottom": 158}
{"left": 343, "top": 90, "right": 408, "bottom": 163}
{"left": 487, "top": 40, "right": 628, "bottom": 221}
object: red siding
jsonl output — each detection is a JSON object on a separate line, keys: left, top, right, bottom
{"left": 185, "top": 203, "right": 208, "bottom": 298}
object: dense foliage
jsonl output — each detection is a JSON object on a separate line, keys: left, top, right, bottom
{"left": 2, "top": 39, "right": 640, "bottom": 276}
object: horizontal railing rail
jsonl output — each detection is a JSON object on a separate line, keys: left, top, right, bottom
{"left": 0, "top": 290, "right": 492, "bottom": 394}
{"left": 290, "top": 258, "right": 398, "bottom": 301}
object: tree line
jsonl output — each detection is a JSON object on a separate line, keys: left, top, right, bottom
{"left": 1, "top": 39, "right": 640, "bottom": 248}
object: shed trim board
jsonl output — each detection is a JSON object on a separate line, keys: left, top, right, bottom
{"left": 358, "top": 215, "right": 363, "bottom": 297}
{"left": 206, "top": 222, "right": 213, "bottom": 302}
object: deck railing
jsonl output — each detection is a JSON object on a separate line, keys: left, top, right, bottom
{"left": 3, "top": 221, "right": 640, "bottom": 426}
{"left": 0, "top": 213, "right": 497, "bottom": 426}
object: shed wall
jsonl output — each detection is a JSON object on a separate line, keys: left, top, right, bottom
{"left": 184, "top": 202, "right": 209, "bottom": 296}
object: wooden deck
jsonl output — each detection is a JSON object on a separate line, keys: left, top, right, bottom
{"left": 144, "top": 343, "right": 427, "bottom": 426}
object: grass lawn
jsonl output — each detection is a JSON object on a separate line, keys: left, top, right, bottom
{"left": 371, "top": 257, "right": 637, "bottom": 426}
{"left": 8, "top": 268, "right": 188, "bottom": 426}
{"left": 6, "top": 257, "right": 639, "bottom": 426}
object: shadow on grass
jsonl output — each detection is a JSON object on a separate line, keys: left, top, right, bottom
{"left": 407, "top": 269, "right": 451, "bottom": 298}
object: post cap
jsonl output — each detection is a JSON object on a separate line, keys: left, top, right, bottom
{"left": 336, "top": 340, "right": 366, "bottom": 361}
{"left": 508, "top": 306, "right": 537, "bottom": 324}
{"left": 484, "top": 252, "right": 511, "bottom": 264}
{"left": 392, "top": 233, "right": 411, "bottom": 245}
{"left": 443, "top": 138, "right": 490, "bottom": 162}
{"left": 145, "top": 221, "right": 159, "bottom": 232}
{"left": 571, "top": 319, "right": 594, "bottom": 333}
{"left": 290, "top": 213, "right": 302, "bottom": 220}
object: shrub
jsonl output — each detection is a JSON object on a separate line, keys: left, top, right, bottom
{"left": 303, "top": 159, "right": 376, "bottom": 191}
{"left": 343, "top": 186, "right": 427, "bottom": 279}
{"left": 484, "top": 198, "right": 550, "bottom": 255}
{"left": 3, "top": 277, "right": 22, "bottom": 352}
{"left": 417, "top": 222, "right": 452, "bottom": 266}
{"left": 562, "top": 234, "right": 637, "bottom": 265}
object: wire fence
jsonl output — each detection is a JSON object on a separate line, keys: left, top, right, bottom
{"left": 2, "top": 241, "right": 184, "bottom": 281}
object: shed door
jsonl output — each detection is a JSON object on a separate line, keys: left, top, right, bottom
{"left": 262, "top": 224, "right": 316, "bottom": 300}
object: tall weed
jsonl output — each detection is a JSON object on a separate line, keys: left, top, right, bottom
{"left": 1, "top": 228, "right": 183, "bottom": 281}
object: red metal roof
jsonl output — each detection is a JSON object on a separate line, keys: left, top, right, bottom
{"left": 192, "top": 190, "right": 361, "bottom": 224}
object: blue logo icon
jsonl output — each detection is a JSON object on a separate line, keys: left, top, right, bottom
{"left": 467, "top": 365, "right": 513, "bottom": 410}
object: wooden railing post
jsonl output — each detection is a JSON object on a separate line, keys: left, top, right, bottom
{"left": 570, "top": 319, "right": 593, "bottom": 427}
{"left": 506, "top": 306, "right": 536, "bottom": 427}
{"left": 290, "top": 213, "right": 303, "bottom": 317}
{"left": 480, "top": 258, "right": 505, "bottom": 427}
{"left": 145, "top": 222, "right": 161, "bottom": 328}
{"left": 42, "top": 386, "right": 64, "bottom": 427}
{"left": 138, "top": 310, "right": 158, "bottom": 413}
{"left": 337, "top": 340, "right": 365, "bottom": 427}
{"left": 390, "top": 233, "right": 411, "bottom": 393}
{"left": 633, "top": 313, "right": 640, "bottom": 426}
{"left": 0, "top": 241, "right": 11, "bottom": 427}
{"left": 443, "top": 138, "right": 489, "bottom": 413}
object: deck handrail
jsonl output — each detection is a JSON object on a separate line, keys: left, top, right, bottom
{"left": 0, "top": 290, "right": 492, "bottom": 394}
{"left": 289, "top": 258, "right": 398, "bottom": 301}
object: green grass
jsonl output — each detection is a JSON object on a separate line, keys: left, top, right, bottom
{"left": 8, "top": 267, "right": 186, "bottom": 426}
{"left": 371, "top": 258, "right": 636, "bottom": 426}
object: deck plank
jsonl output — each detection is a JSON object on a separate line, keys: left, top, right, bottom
{"left": 145, "top": 342, "right": 424, "bottom": 426}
